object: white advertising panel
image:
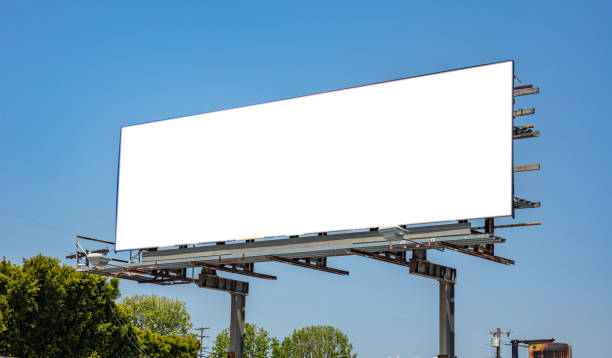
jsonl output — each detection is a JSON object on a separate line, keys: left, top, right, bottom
{"left": 115, "top": 61, "right": 514, "bottom": 250}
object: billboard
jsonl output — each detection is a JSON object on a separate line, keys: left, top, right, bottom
{"left": 115, "top": 61, "right": 514, "bottom": 251}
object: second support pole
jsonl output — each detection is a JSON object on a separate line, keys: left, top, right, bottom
{"left": 439, "top": 281, "right": 455, "bottom": 358}
{"left": 229, "top": 293, "right": 246, "bottom": 358}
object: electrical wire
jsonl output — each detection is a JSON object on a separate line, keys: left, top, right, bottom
{"left": 109, "top": 301, "right": 147, "bottom": 356}
{"left": 108, "top": 300, "right": 151, "bottom": 358}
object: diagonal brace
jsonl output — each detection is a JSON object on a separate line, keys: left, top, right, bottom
{"left": 265, "top": 256, "right": 348, "bottom": 276}
{"left": 438, "top": 241, "right": 515, "bottom": 265}
{"left": 190, "top": 261, "right": 277, "bottom": 280}
{"left": 345, "top": 248, "right": 410, "bottom": 267}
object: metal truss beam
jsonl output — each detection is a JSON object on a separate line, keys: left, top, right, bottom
{"left": 190, "top": 261, "right": 277, "bottom": 280}
{"left": 514, "top": 131, "right": 540, "bottom": 140}
{"left": 104, "top": 272, "right": 151, "bottom": 282}
{"left": 514, "top": 125, "right": 540, "bottom": 139}
{"left": 265, "top": 256, "right": 349, "bottom": 276}
{"left": 345, "top": 249, "right": 409, "bottom": 267}
{"left": 138, "top": 277, "right": 195, "bottom": 285}
{"left": 437, "top": 241, "right": 515, "bottom": 265}
{"left": 139, "top": 223, "right": 486, "bottom": 266}
{"left": 74, "top": 224, "right": 506, "bottom": 278}
{"left": 121, "top": 267, "right": 194, "bottom": 285}
{"left": 514, "top": 197, "right": 541, "bottom": 209}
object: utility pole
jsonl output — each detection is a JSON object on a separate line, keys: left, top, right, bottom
{"left": 193, "top": 326, "right": 210, "bottom": 358}
{"left": 490, "top": 328, "right": 511, "bottom": 358}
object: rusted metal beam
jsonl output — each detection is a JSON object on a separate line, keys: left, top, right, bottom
{"left": 76, "top": 235, "right": 115, "bottom": 245}
{"left": 514, "top": 164, "right": 540, "bottom": 172}
{"left": 513, "top": 84, "right": 533, "bottom": 90}
{"left": 437, "top": 241, "right": 515, "bottom": 265}
{"left": 345, "top": 248, "right": 410, "bottom": 267}
{"left": 513, "top": 108, "right": 535, "bottom": 117}
{"left": 409, "top": 259, "right": 456, "bottom": 283}
{"left": 157, "top": 280, "right": 194, "bottom": 286}
{"left": 514, "top": 87, "right": 539, "bottom": 97}
{"left": 514, "top": 130, "right": 540, "bottom": 140}
{"left": 473, "top": 222, "right": 541, "bottom": 230}
{"left": 265, "top": 256, "right": 349, "bottom": 276}
{"left": 126, "top": 267, "right": 190, "bottom": 283}
{"left": 484, "top": 218, "right": 495, "bottom": 255}
{"left": 198, "top": 272, "right": 249, "bottom": 295}
{"left": 138, "top": 277, "right": 195, "bottom": 285}
{"left": 190, "top": 261, "right": 277, "bottom": 280}
{"left": 104, "top": 272, "right": 150, "bottom": 281}
{"left": 514, "top": 197, "right": 541, "bottom": 209}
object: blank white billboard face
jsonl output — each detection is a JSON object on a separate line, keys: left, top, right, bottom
{"left": 115, "top": 61, "right": 514, "bottom": 251}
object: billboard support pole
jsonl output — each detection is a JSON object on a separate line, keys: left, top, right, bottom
{"left": 229, "top": 293, "right": 246, "bottom": 358}
{"left": 439, "top": 280, "right": 455, "bottom": 358}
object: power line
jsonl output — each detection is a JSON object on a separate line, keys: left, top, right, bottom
{"left": 193, "top": 326, "right": 211, "bottom": 358}
{"left": 108, "top": 301, "right": 151, "bottom": 358}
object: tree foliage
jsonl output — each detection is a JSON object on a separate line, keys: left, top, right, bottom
{"left": 0, "top": 255, "right": 199, "bottom": 358}
{"left": 279, "top": 325, "right": 356, "bottom": 358}
{"left": 211, "top": 323, "right": 356, "bottom": 358}
{"left": 119, "top": 294, "right": 193, "bottom": 336}
{"left": 210, "top": 322, "right": 278, "bottom": 358}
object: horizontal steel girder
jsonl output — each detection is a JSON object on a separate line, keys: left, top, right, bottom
{"left": 409, "top": 259, "right": 456, "bottom": 283}
{"left": 198, "top": 273, "right": 249, "bottom": 295}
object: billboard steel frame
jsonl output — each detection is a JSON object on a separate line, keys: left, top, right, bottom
{"left": 69, "top": 75, "right": 540, "bottom": 358}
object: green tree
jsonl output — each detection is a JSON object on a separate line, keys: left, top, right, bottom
{"left": 0, "top": 255, "right": 128, "bottom": 357}
{"left": 119, "top": 294, "right": 194, "bottom": 336}
{"left": 279, "top": 325, "right": 356, "bottom": 358}
{"left": 0, "top": 255, "right": 199, "bottom": 358}
{"left": 131, "top": 325, "right": 200, "bottom": 358}
{"left": 211, "top": 322, "right": 275, "bottom": 358}
{"left": 211, "top": 324, "right": 356, "bottom": 358}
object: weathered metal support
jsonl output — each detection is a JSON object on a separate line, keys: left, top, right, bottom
{"left": 191, "top": 261, "right": 277, "bottom": 280}
{"left": 265, "top": 256, "right": 349, "bottom": 276}
{"left": 513, "top": 84, "right": 533, "bottom": 90}
{"left": 407, "top": 257, "right": 456, "bottom": 358}
{"left": 514, "top": 164, "right": 540, "bottom": 172}
{"left": 514, "top": 197, "right": 541, "bottom": 209}
{"left": 514, "top": 87, "right": 539, "bottom": 96}
{"left": 412, "top": 248, "right": 427, "bottom": 261}
{"left": 124, "top": 267, "right": 194, "bottom": 285}
{"left": 511, "top": 340, "right": 519, "bottom": 358}
{"left": 76, "top": 234, "right": 115, "bottom": 245}
{"left": 345, "top": 249, "right": 409, "bottom": 267}
{"left": 229, "top": 293, "right": 246, "bottom": 358}
{"left": 472, "top": 222, "right": 541, "bottom": 230}
{"left": 484, "top": 218, "right": 495, "bottom": 256}
{"left": 409, "top": 259, "right": 456, "bottom": 283}
{"left": 198, "top": 272, "right": 249, "bottom": 295}
{"left": 514, "top": 130, "right": 540, "bottom": 140}
{"left": 439, "top": 281, "right": 455, "bottom": 358}
{"left": 513, "top": 108, "right": 535, "bottom": 117}
{"left": 438, "top": 241, "right": 515, "bottom": 265}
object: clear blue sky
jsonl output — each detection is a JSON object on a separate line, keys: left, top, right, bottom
{"left": 1, "top": 1, "right": 611, "bottom": 357}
